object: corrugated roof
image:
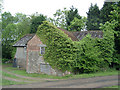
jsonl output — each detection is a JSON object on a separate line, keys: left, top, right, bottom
{"left": 72, "top": 31, "right": 103, "bottom": 40}
{"left": 13, "top": 34, "right": 35, "bottom": 47}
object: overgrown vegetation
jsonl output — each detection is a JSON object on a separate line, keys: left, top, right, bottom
{"left": 37, "top": 20, "right": 119, "bottom": 73}
{"left": 2, "top": 2, "right": 120, "bottom": 74}
{"left": 37, "top": 21, "right": 76, "bottom": 72}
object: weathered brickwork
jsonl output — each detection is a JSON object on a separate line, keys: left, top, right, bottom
{"left": 14, "top": 34, "right": 71, "bottom": 76}
{"left": 27, "top": 35, "right": 42, "bottom": 51}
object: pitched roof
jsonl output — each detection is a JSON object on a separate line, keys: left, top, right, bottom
{"left": 58, "top": 27, "right": 79, "bottom": 41}
{"left": 13, "top": 34, "right": 35, "bottom": 47}
{"left": 72, "top": 31, "right": 103, "bottom": 40}
{"left": 13, "top": 29, "right": 103, "bottom": 47}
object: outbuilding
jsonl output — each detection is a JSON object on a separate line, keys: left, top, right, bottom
{"left": 13, "top": 28, "right": 103, "bottom": 76}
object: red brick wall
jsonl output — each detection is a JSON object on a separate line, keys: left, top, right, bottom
{"left": 26, "top": 35, "right": 43, "bottom": 70}
{"left": 27, "top": 35, "right": 42, "bottom": 51}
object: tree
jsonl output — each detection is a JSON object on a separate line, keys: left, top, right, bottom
{"left": 110, "top": 2, "right": 120, "bottom": 69}
{"left": 52, "top": 8, "right": 68, "bottom": 29}
{"left": 68, "top": 17, "right": 87, "bottom": 31}
{"left": 86, "top": 4, "right": 101, "bottom": 30}
{"left": 14, "top": 13, "right": 29, "bottom": 23}
{"left": 15, "top": 13, "right": 31, "bottom": 37}
{"left": 111, "top": 2, "right": 120, "bottom": 54}
{"left": 2, "top": 12, "right": 31, "bottom": 61}
{"left": 2, "top": 12, "right": 14, "bottom": 30}
{"left": 100, "top": 2, "right": 115, "bottom": 24}
{"left": 52, "top": 6, "right": 81, "bottom": 30}
{"left": 2, "top": 23, "right": 17, "bottom": 59}
{"left": 66, "top": 6, "right": 81, "bottom": 29}
{"left": 30, "top": 14, "right": 46, "bottom": 33}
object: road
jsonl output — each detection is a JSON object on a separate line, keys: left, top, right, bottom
{"left": 2, "top": 75, "right": 118, "bottom": 88}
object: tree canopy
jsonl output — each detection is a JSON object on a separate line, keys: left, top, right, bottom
{"left": 51, "top": 6, "right": 84, "bottom": 31}
{"left": 30, "top": 14, "right": 46, "bottom": 33}
{"left": 100, "top": 2, "right": 115, "bottom": 24}
{"left": 86, "top": 4, "right": 101, "bottom": 30}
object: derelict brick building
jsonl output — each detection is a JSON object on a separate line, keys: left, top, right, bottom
{"left": 13, "top": 28, "right": 103, "bottom": 76}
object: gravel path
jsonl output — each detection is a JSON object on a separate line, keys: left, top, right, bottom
{"left": 2, "top": 65, "right": 119, "bottom": 88}
{"left": 2, "top": 76, "right": 32, "bottom": 82}
{"left": 2, "top": 75, "right": 118, "bottom": 88}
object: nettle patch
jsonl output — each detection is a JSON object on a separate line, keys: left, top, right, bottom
{"left": 36, "top": 21, "right": 116, "bottom": 73}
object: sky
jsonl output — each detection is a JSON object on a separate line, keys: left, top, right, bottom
{"left": 3, "top": 0, "right": 105, "bottom": 18}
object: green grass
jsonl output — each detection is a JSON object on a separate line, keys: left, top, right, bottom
{"left": 2, "top": 63, "right": 119, "bottom": 86}
{"left": 2, "top": 71, "right": 21, "bottom": 79}
{"left": 105, "top": 85, "right": 119, "bottom": 88}
{"left": 2, "top": 63, "right": 119, "bottom": 79}
{"left": 71, "top": 70, "right": 118, "bottom": 79}
{"left": 2, "top": 71, "right": 36, "bottom": 81}
{"left": 1, "top": 79, "right": 27, "bottom": 86}
{"left": 4, "top": 67, "right": 69, "bottom": 79}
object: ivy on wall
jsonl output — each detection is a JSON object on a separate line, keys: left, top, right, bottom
{"left": 37, "top": 21, "right": 118, "bottom": 73}
{"left": 37, "top": 21, "right": 77, "bottom": 72}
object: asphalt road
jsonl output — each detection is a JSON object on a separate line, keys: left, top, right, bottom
{"left": 2, "top": 75, "right": 118, "bottom": 88}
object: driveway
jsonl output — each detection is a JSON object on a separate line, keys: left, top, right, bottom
{"left": 2, "top": 75, "right": 118, "bottom": 88}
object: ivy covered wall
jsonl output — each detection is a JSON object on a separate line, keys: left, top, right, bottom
{"left": 36, "top": 21, "right": 119, "bottom": 73}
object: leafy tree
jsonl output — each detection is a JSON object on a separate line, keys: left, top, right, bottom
{"left": 15, "top": 13, "right": 31, "bottom": 37}
{"left": 14, "top": 13, "right": 29, "bottom": 23}
{"left": 99, "top": 21, "right": 116, "bottom": 67}
{"left": 109, "top": 1, "right": 120, "bottom": 69}
{"left": 30, "top": 14, "right": 46, "bottom": 33}
{"left": 68, "top": 17, "right": 87, "bottom": 31}
{"left": 100, "top": 2, "right": 115, "bottom": 24}
{"left": 86, "top": 4, "right": 101, "bottom": 30}
{"left": 52, "top": 6, "right": 81, "bottom": 30}
{"left": 66, "top": 6, "right": 81, "bottom": 29}
{"left": 2, "top": 23, "right": 17, "bottom": 59}
{"left": 52, "top": 8, "right": 68, "bottom": 29}
{"left": 2, "top": 12, "right": 31, "bottom": 61}
{"left": 110, "top": 2, "right": 120, "bottom": 54}
{"left": 2, "top": 12, "right": 14, "bottom": 30}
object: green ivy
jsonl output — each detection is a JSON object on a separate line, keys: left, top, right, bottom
{"left": 36, "top": 21, "right": 116, "bottom": 73}
{"left": 37, "top": 21, "right": 77, "bottom": 72}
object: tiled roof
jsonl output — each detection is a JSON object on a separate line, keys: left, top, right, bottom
{"left": 58, "top": 27, "right": 79, "bottom": 41}
{"left": 13, "top": 29, "right": 103, "bottom": 47}
{"left": 72, "top": 31, "right": 103, "bottom": 40}
{"left": 13, "top": 34, "right": 35, "bottom": 47}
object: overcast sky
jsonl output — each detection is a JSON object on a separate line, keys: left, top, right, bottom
{"left": 3, "top": 0, "right": 105, "bottom": 18}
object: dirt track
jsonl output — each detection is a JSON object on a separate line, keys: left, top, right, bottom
{"left": 2, "top": 75, "right": 118, "bottom": 88}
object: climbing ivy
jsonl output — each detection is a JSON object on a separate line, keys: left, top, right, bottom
{"left": 36, "top": 21, "right": 116, "bottom": 73}
{"left": 37, "top": 21, "right": 77, "bottom": 72}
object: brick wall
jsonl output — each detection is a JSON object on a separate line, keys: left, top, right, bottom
{"left": 27, "top": 35, "right": 42, "bottom": 51}
{"left": 26, "top": 35, "right": 71, "bottom": 76}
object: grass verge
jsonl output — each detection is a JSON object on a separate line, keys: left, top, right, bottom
{"left": 71, "top": 70, "right": 118, "bottom": 79}
{"left": 1, "top": 79, "right": 27, "bottom": 86}
{"left": 3, "top": 63, "right": 119, "bottom": 79}
{"left": 2, "top": 71, "right": 36, "bottom": 81}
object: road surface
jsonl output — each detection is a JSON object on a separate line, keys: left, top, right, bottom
{"left": 2, "top": 75, "right": 118, "bottom": 88}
